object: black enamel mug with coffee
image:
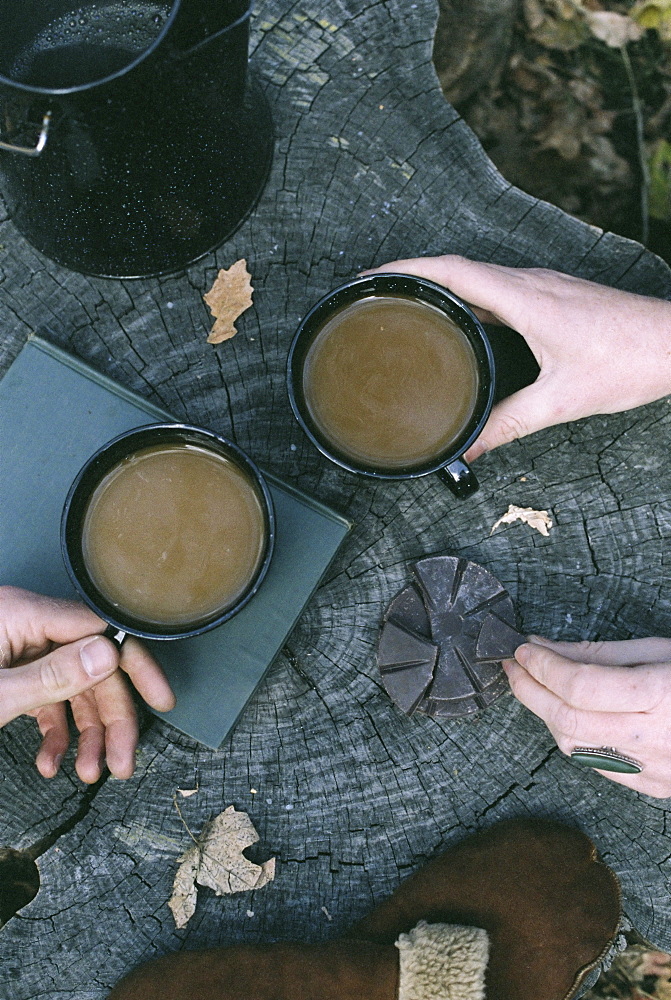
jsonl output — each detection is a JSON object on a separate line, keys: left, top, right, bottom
{"left": 0, "top": 0, "right": 272, "bottom": 277}
{"left": 62, "top": 423, "right": 275, "bottom": 641}
{"left": 287, "top": 274, "right": 495, "bottom": 499}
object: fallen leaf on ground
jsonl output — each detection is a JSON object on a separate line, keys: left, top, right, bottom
{"left": 168, "top": 844, "right": 200, "bottom": 930}
{"left": 631, "top": 0, "right": 671, "bottom": 42}
{"left": 528, "top": 1, "right": 590, "bottom": 51}
{"left": 168, "top": 805, "right": 275, "bottom": 928}
{"left": 203, "top": 259, "right": 254, "bottom": 344}
{"left": 585, "top": 10, "right": 643, "bottom": 47}
{"left": 491, "top": 504, "right": 553, "bottom": 537}
{"left": 176, "top": 788, "right": 198, "bottom": 797}
{"left": 523, "top": 0, "right": 546, "bottom": 32}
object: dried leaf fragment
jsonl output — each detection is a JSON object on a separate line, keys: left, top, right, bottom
{"left": 584, "top": 10, "right": 643, "bottom": 48}
{"left": 204, "top": 259, "right": 254, "bottom": 344}
{"left": 168, "top": 844, "right": 200, "bottom": 929}
{"left": 169, "top": 805, "right": 275, "bottom": 929}
{"left": 631, "top": 0, "right": 671, "bottom": 42}
{"left": 529, "top": 3, "right": 590, "bottom": 52}
{"left": 523, "top": 0, "right": 546, "bottom": 32}
{"left": 491, "top": 504, "right": 553, "bottom": 537}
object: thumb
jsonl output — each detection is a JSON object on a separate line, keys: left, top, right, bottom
{"left": 464, "top": 381, "right": 556, "bottom": 461}
{"left": 0, "top": 635, "right": 119, "bottom": 726}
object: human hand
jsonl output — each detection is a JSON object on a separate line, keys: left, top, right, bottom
{"left": 0, "top": 586, "right": 175, "bottom": 783}
{"left": 367, "top": 256, "right": 671, "bottom": 460}
{"left": 504, "top": 636, "right": 671, "bottom": 797}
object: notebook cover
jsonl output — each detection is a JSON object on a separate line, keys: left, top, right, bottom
{"left": 0, "top": 336, "right": 351, "bottom": 748}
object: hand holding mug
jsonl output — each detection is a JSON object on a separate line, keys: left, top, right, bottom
{"left": 368, "top": 256, "right": 671, "bottom": 459}
{"left": 0, "top": 586, "right": 175, "bottom": 783}
{"left": 505, "top": 636, "right": 671, "bottom": 798}
{"left": 288, "top": 273, "right": 495, "bottom": 497}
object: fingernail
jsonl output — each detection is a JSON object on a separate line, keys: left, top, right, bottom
{"left": 515, "top": 643, "right": 532, "bottom": 666}
{"left": 80, "top": 636, "right": 116, "bottom": 677}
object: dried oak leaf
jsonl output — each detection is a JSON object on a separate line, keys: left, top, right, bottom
{"left": 491, "top": 504, "right": 553, "bottom": 537}
{"left": 203, "top": 259, "right": 254, "bottom": 344}
{"left": 168, "top": 805, "right": 275, "bottom": 929}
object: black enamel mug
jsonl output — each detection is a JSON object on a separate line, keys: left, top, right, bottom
{"left": 61, "top": 423, "right": 275, "bottom": 641}
{"left": 287, "top": 274, "right": 495, "bottom": 499}
{"left": 0, "top": 0, "right": 272, "bottom": 277}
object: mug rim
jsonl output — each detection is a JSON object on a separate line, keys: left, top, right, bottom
{"left": 61, "top": 421, "right": 275, "bottom": 640}
{"left": 286, "top": 272, "right": 496, "bottom": 480}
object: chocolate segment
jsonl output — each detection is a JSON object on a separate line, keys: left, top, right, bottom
{"left": 378, "top": 556, "right": 521, "bottom": 718}
{"left": 377, "top": 621, "right": 438, "bottom": 715}
{"left": 475, "top": 613, "right": 526, "bottom": 663}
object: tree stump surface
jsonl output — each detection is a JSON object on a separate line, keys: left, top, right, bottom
{"left": 2, "top": 1, "right": 671, "bottom": 995}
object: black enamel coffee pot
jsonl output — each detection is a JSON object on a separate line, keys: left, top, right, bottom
{"left": 0, "top": 0, "right": 272, "bottom": 277}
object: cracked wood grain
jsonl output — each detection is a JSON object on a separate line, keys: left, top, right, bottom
{"left": 1, "top": 0, "right": 671, "bottom": 996}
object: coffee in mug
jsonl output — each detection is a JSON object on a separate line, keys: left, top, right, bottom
{"left": 288, "top": 274, "right": 495, "bottom": 498}
{"left": 302, "top": 295, "right": 479, "bottom": 471}
{"left": 62, "top": 424, "right": 275, "bottom": 638}
{"left": 82, "top": 443, "right": 266, "bottom": 626}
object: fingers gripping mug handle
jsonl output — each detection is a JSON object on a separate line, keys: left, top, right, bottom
{"left": 436, "top": 457, "right": 479, "bottom": 499}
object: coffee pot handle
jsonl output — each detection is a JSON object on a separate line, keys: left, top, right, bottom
{"left": 0, "top": 111, "right": 51, "bottom": 157}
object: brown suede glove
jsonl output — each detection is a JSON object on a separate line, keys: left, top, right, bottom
{"left": 354, "top": 817, "right": 621, "bottom": 1000}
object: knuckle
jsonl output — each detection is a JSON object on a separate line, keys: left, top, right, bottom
{"left": 39, "top": 656, "right": 71, "bottom": 698}
{"left": 561, "top": 665, "right": 593, "bottom": 707}
{"left": 553, "top": 702, "right": 581, "bottom": 742}
{"left": 442, "top": 253, "right": 467, "bottom": 267}
{"left": 496, "top": 411, "right": 528, "bottom": 443}
{"left": 506, "top": 668, "right": 521, "bottom": 695}
{"left": 577, "top": 639, "right": 604, "bottom": 657}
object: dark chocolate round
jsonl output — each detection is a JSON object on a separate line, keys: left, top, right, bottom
{"left": 378, "top": 556, "right": 523, "bottom": 718}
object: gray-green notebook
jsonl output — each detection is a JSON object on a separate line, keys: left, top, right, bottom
{"left": 0, "top": 336, "right": 351, "bottom": 748}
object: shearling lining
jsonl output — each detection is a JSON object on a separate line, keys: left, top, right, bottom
{"left": 396, "top": 920, "right": 489, "bottom": 1000}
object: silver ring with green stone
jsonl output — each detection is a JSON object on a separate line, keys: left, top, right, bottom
{"left": 570, "top": 746, "right": 643, "bottom": 774}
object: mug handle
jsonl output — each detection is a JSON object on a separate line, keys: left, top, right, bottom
{"left": 436, "top": 457, "right": 479, "bottom": 499}
{"left": 103, "top": 624, "right": 128, "bottom": 649}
